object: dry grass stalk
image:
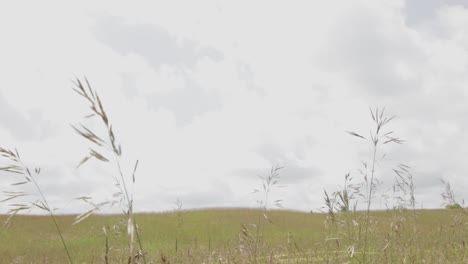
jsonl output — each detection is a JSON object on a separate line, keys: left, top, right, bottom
{"left": 346, "top": 107, "right": 403, "bottom": 260}
{"left": 322, "top": 107, "right": 407, "bottom": 263}
{"left": 239, "top": 164, "right": 284, "bottom": 263}
{"left": 71, "top": 77, "right": 146, "bottom": 264}
{"left": 0, "top": 147, "right": 73, "bottom": 263}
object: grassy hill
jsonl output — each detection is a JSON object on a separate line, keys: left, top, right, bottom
{"left": 0, "top": 82, "right": 466, "bottom": 263}
{"left": 1, "top": 208, "right": 467, "bottom": 263}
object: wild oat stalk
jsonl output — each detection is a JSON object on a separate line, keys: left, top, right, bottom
{"left": 323, "top": 173, "right": 361, "bottom": 261}
{"left": 0, "top": 147, "right": 73, "bottom": 263}
{"left": 392, "top": 164, "right": 416, "bottom": 210}
{"left": 253, "top": 164, "right": 284, "bottom": 211}
{"left": 440, "top": 179, "right": 462, "bottom": 209}
{"left": 346, "top": 107, "right": 403, "bottom": 261}
{"left": 242, "top": 164, "right": 284, "bottom": 262}
{"left": 172, "top": 198, "right": 184, "bottom": 256}
{"left": 334, "top": 173, "right": 360, "bottom": 213}
{"left": 71, "top": 77, "right": 146, "bottom": 264}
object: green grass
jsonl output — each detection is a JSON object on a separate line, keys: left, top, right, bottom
{"left": 0, "top": 209, "right": 324, "bottom": 263}
{"left": 1, "top": 208, "right": 466, "bottom": 263}
{"left": 1, "top": 83, "right": 466, "bottom": 263}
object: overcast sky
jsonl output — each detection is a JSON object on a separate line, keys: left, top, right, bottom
{"left": 1, "top": 0, "right": 467, "bottom": 214}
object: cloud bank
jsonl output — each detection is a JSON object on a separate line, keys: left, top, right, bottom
{"left": 0, "top": 0, "right": 467, "bottom": 214}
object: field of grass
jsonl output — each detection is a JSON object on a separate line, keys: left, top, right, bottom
{"left": 1, "top": 208, "right": 467, "bottom": 263}
{"left": 1, "top": 80, "right": 467, "bottom": 263}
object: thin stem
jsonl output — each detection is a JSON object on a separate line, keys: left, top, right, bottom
{"left": 134, "top": 221, "right": 146, "bottom": 263}
{"left": 114, "top": 155, "right": 146, "bottom": 264}
{"left": 49, "top": 213, "right": 73, "bottom": 264}
{"left": 114, "top": 156, "right": 134, "bottom": 263}
{"left": 254, "top": 212, "right": 262, "bottom": 262}
{"left": 28, "top": 169, "right": 73, "bottom": 263}
{"left": 75, "top": 78, "right": 147, "bottom": 264}
{"left": 363, "top": 136, "right": 378, "bottom": 262}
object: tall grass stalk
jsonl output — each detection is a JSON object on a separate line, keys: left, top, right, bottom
{"left": 240, "top": 164, "right": 283, "bottom": 263}
{"left": 325, "top": 108, "right": 406, "bottom": 263}
{"left": 350, "top": 108, "right": 402, "bottom": 257}
{"left": 0, "top": 147, "right": 73, "bottom": 263}
{"left": 440, "top": 178, "right": 462, "bottom": 209}
{"left": 71, "top": 77, "right": 146, "bottom": 263}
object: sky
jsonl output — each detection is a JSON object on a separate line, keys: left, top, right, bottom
{"left": 0, "top": 0, "right": 467, "bottom": 214}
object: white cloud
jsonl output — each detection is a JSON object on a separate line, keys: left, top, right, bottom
{"left": 1, "top": 0, "right": 467, "bottom": 214}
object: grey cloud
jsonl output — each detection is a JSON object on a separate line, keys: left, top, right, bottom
{"left": 236, "top": 62, "right": 265, "bottom": 95}
{"left": 316, "top": 7, "right": 426, "bottom": 97}
{"left": 93, "top": 16, "right": 223, "bottom": 69}
{"left": 0, "top": 92, "right": 55, "bottom": 141}
{"left": 146, "top": 77, "right": 223, "bottom": 126}
{"left": 255, "top": 143, "right": 287, "bottom": 164}
{"left": 283, "top": 166, "right": 321, "bottom": 184}
{"left": 413, "top": 171, "right": 447, "bottom": 191}
{"left": 255, "top": 141, "right": 314, "bottom": 164}
{"left": 237, "top": 63, "right": 255, "bottom": 85}
{"left": 97, "top": 14, "right": 228, "bottom": 126}
{"left": 121, "top": 72, "right": 223, "bottom": 126}
{"left": 404, "top": 0, "right": 468, "bottom": 26}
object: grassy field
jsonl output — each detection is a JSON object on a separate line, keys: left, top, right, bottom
{"left": 1, "top": 81, "right": 467, "bottom": 263}
{"left": 1, "top": 208, "right": 467, "bottom": 263}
